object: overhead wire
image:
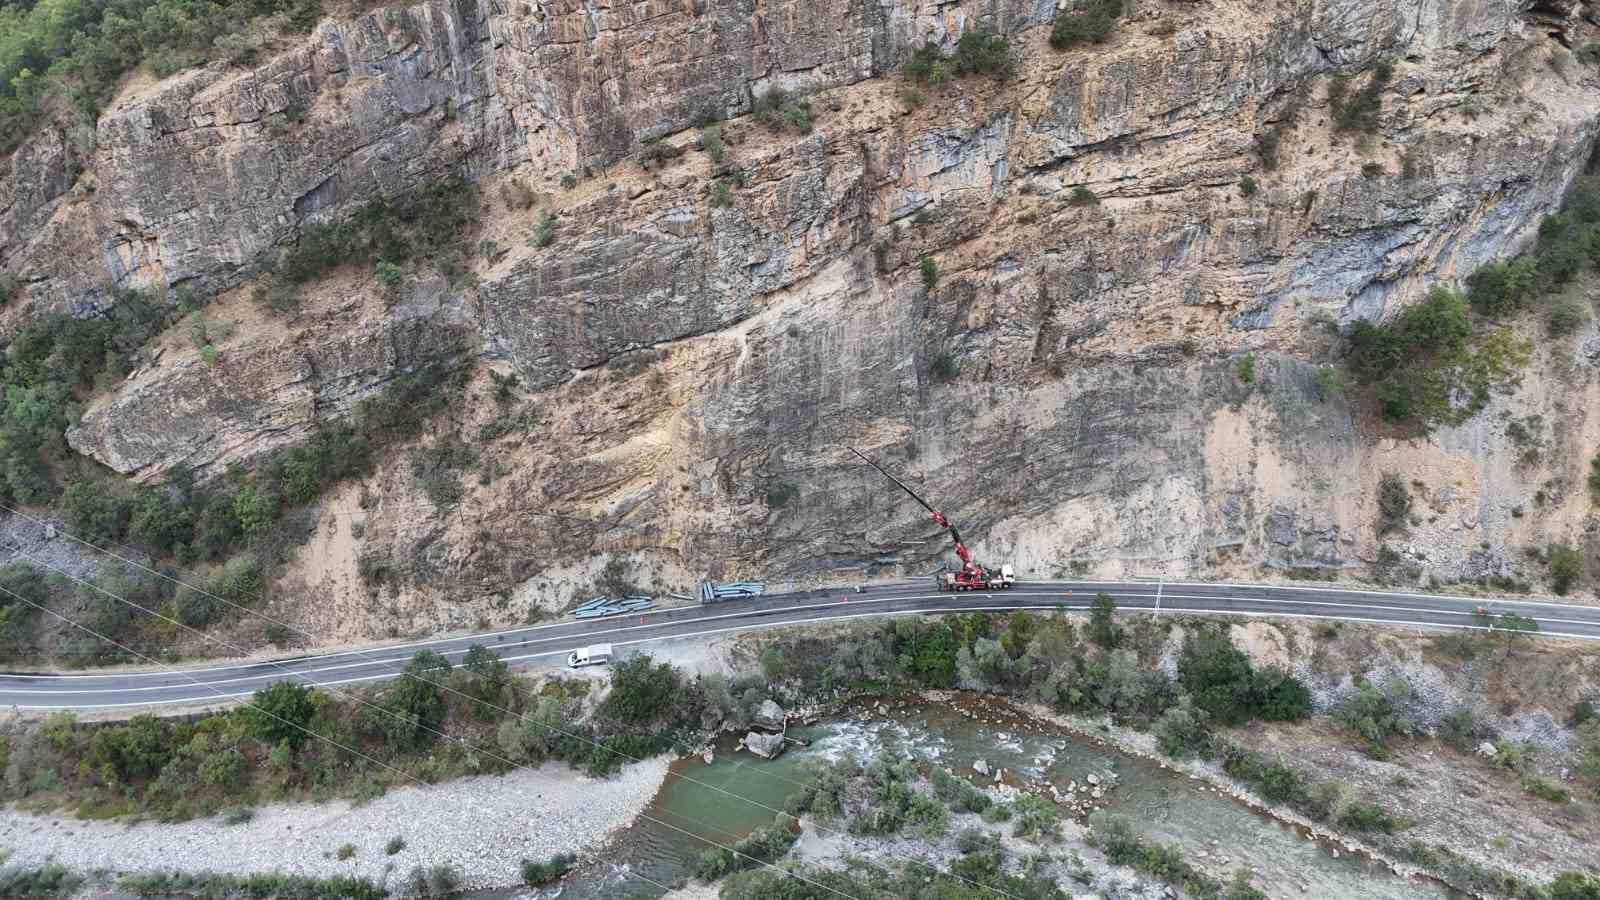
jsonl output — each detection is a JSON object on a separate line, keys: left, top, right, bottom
{"left": 0, "top": 581, "right": 864, "bottom": 900}
{"left": 1, "top": 509, "right": 1031, "bottom": 900}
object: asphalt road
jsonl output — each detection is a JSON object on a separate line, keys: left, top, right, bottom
{"left": 4, "top": 579, "right": 1599, "bottom": 710}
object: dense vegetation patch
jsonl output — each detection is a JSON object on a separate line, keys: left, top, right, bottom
{"left": 0, "top": 645, "right": 645, "bottom": 819}
{"left": 1341, "top": 176, "right": 1600, "bottom": 429}
{"left": 1, "top": 0, "right": 325, "bottom": 157}
{"left": 1050, "top": 0, "right": 1123, "bottom": 50}
{"left": 254, "top": 176, "right": 475, "bottom": 313}
{"left": 904, "top": 28, "right": 1013, "bottom": 84}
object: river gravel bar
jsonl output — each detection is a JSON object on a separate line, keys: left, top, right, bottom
{"left": 0, "top": 756, "right": 672, "bottom": 890}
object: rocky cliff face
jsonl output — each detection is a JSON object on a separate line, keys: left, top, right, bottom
{"left": 4, "top": 0, "right": 1600, "bottom": 637}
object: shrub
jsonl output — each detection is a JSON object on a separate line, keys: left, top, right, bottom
{"left": 1154, "top": 699, "right": 1212, "bottom": 759}
{"left": 766, "top": 481, "right": 799, "bottom": 509}
{"left": 1522, "top": 776, "right": 1571, "bottom": 803}
{"left": 1376, "top": 474, "right": 1410, "bottom": 535}
{"left": 404, "top": 864, "right": 460, "bottom": 899}
{"left": 372, "top": 651, "right": 453, "bottom": 751}
{"left": 1069, "top": 186, "right": 1099, "bottom": 206}
{"left": 639, "top": 139, "right": 686, "bottom": 169}
{"left": 1088, "top": 592, "right": 1120, "bottom": 648}
{"left": 174, "top": 585, "right": 223, "bottom": 628}
{"left": 694, "top": 820, "right": 798, "bottom": 881}
{"left": 335, "top": 843, "right": 356, "bottom": 861}
{"left": 928, "top": 350, "right": 958, "bottom": 383}
{"left": 61, "top": 483, "right": 133, "bottom": 544}
{"left": 375, "top": 261, "right": 403, "bottom": 292}
{"left": 920, "top": 254, "right": 938, "bottom": 288}
{"left": 1051, "top": 0, "right": 1123, "bottom": 49}
{"left": 597, "top": 655, "right": 685, "bottom": 725}
{"left": 522, "top": 852, "right": 576, "bottom": 886}
{"left": 1011, "top": 794, "right": 1061, "bottom": 841}
{"left": 0, "top": 863, "right": 83, "bottom": 898}
{"left": 532, "top": 211, "right": 556, "bottom": 248}
{"left": 1549, "top": 543, "right": 1582, "bottom": 595}
{"left": 1361, "top": 162, "right": 1384, "bottom": 179}
{"left": 1313, "top": 366, "right": 1344, "bottom": 401}
{"left": 1332, "top": 61, "right": 1392, "bottom": 134}
{"left": 904, "top": 44, "right": 949, "bottom": 85}
{"left": 752, "top": 88, "right": 812, "bottom": 134}
{"left": 246, "top": 681, "right": 318, "bottom": 748}
{"left": 701, "top": 125, "right": 725, "bottom": 163}
{"left": 1590, "top": 451, "right": 1600, "bottom": 503}
{"left": 1336, "top": 800, "right": 1397, "bottom": 833}
{"left": 711, "top": 180, "right": 732, "bottom": 208}
{"left": 1177, "top": 628, "right": 1257, "bottom": 726}
{"left": 953, "top": 29, "right": 1012, "bottom": 79}
{"left": 1335, "top": 680, "right": 1412, "bottom": 755}
{"left": 1239, "top": 176, "right": 1258, "bottom": 197}
{"left": 386, "top": 836, "right": 406, "bottom": 855}
{"left": 1548, "top": 299, "right": 1588, "bottom": 336}
{"left": 1466, "top": 257, "right": 1540, "bottom": 316}
{"left": 1234, "top": 354, "right": 1255, "bottom": 383}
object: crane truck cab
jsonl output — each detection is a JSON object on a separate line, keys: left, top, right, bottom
{"left": 568, "top": 643, "right": 613, "bottom": 667}
{"left": 936, "top": 565, "right": 1016, "bottom": 592}
{"left": 995, "top": 565, "right": 1015, "bottom": 588}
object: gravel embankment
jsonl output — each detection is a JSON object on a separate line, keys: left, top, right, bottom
{"left": 0, "top": 757, "right": 672, "bottom": 891}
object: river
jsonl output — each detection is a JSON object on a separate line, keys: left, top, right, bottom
{"left": 474, "top": 695, "right": 1448, "bottom": 899}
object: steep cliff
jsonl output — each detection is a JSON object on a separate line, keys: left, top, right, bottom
{"left": 3, "top": 0, "right": 1600, "bottom": 641}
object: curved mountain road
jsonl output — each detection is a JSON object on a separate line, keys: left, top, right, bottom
{"left": 4, "top": 580, "right": 1599, "bottom": 709}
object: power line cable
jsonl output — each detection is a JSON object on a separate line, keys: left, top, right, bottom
{"left": 1, "top": 514, "right": 1027, "bottom": 900}
{"left": 0, "top": 582, "right": 863, "bottom": 900}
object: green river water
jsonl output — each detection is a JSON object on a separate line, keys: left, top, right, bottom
{"left": 475, "top": 698, "right": 1449, "bottom": 899}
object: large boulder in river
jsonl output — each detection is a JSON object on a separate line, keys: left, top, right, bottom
{"left": 753, "top": 699, "right": 787, "bottom": 732}
{"left": 744, "top": 731, "right": 786, "bottom": 760}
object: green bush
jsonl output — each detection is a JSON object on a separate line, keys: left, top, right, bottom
{"left": 766, "top": 481, "right": 799, "bottom": 509}
{"left": 522, "top": 852, "right": 576, "bottom": 886}
{"left": 1088, "top": 592, "right": 1120, "bottom": 648}
{"left": 1051, "top": 0, "right": 1123, "bottom": 49}
{"left": 0, "top": 863, "right": 83, "bottom": 898}
{"left": 928, "top": 350, "right": 958, "bottom": 383}
{"left": 1547, "top": 299, "right": 1589, "bottom": 336}
{"left": 1550, "top": 543, "right": 1583, "bottom": 595}
{"left": 1331, "top": 61, "right": 1392, "bottom": 134}
{"left": 920, "top": 254, "right": 938, "bottom": 288}
{"left": 174, "top": 585, "right": 223, "bottom": 628}
{"left": 1335, "top": 680, "right": 1412, "bottom": 755}
{"left": 1313, "top": 366, "right": 1344, "bottom": 401}
{"left": 752, "top": 88, "right": 812, "bottom": 134}
{"left": 120, "top": 871, "right": 384, "bottom": 900}
{"left": 953, "top": 29, "right": 1012, "bottom": 79}
{"left": 1239, "top": 176, "right": 1258, "bottom": 197}
{"left": 1522, "top": 776, "right": 1571, "bottom": 804}
{"left": 245, "top": 681, "right": 318, "bottom": 748}
{"left": 1069, "top": 186, "right": 1099, "bottom": 206}
{"left": 693, "top": 819, "right": 798, "bottom": 881}
{"left": 597, "top": 655, "right": 685, "bottom": 725}
{"left": 1376, "top": 473, "right": 1410, "bottom": 535}
{"left": 370, "top": 650, "right": 453, "bottom": 751}
{"left": 1345, "top": 284, "right": 1528, "bottom": 426}
{"left": 1335, "top": 800, "right": 1397, "bottom": 833}
{"left": 700, "top": 125, "right": 725, "bottom": 162}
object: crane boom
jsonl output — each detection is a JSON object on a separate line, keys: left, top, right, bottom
{"left": 848, "top": 447, "right": 974, "bottom": 571}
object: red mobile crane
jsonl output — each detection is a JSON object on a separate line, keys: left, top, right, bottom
{"left": 850, "top": 447, "right": 1014, "bottom": 592}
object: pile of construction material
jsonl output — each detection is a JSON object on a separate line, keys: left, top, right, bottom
{"left": 568, "top": 595, "right": 655, "bottom": 619}
{"left": 698, "top": 581, "right": 765, "bottom": 603}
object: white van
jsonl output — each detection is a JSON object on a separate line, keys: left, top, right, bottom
{"left": 568, "top": 643, "right": 613, "bottom": 667}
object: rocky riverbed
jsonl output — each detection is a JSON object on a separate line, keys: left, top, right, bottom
{"left": 0, "top": 757, "right": 671, "bottom": 892}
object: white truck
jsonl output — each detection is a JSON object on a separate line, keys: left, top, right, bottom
{"left": 568, "top": 643, "right": 613, "bottom": 668}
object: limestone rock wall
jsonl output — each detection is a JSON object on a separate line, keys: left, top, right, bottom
{"left": 3, "top": 0, "right": 1600, "bottom": 633}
